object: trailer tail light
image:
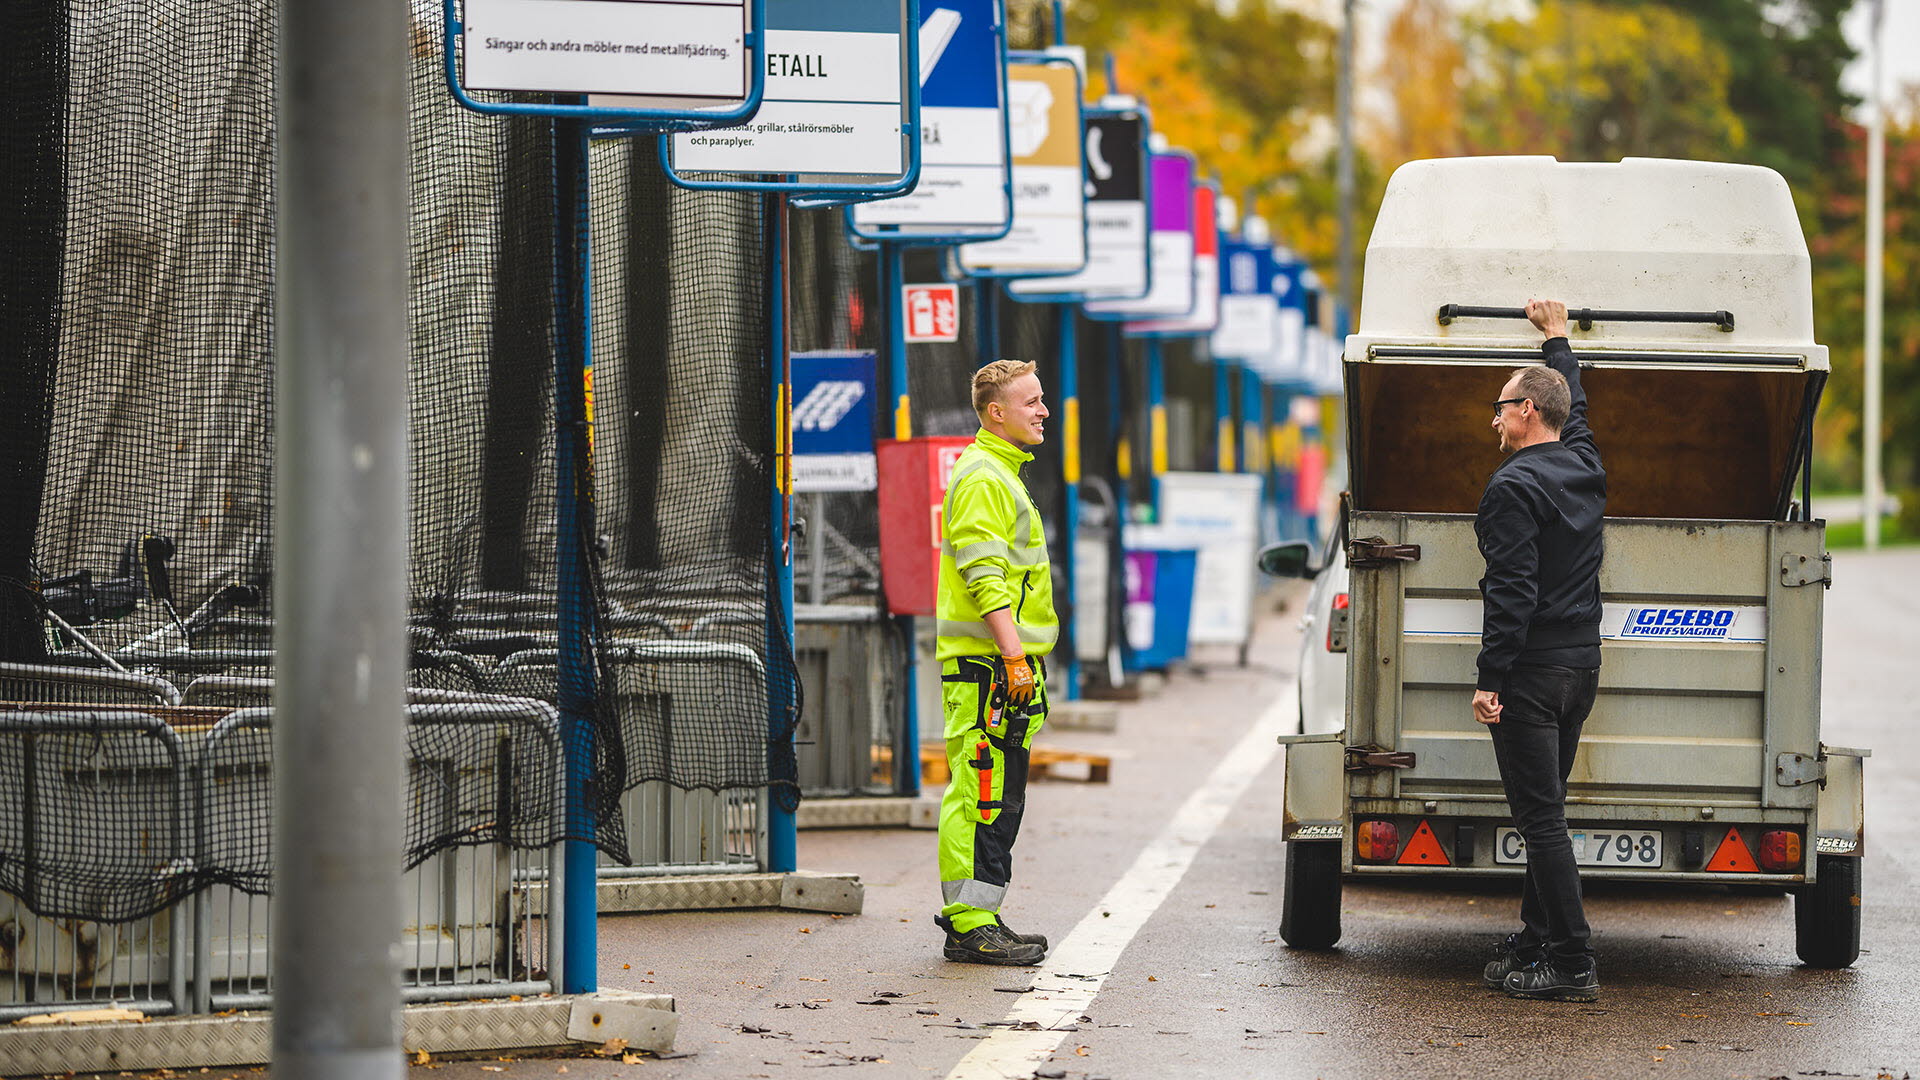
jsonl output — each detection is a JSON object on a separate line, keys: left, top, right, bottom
{"left": 1356, "top": 819, "right": 1398, "bottom": 863}
{"left": 1327, "top": 593, "right": 1350, "bottom": 653}
{"left": 1758, "top": 830, "right": 1803, "bottom": 872}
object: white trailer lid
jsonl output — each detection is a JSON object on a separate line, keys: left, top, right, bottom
{"left": 1355, "top": 157, "right": 1821, "bottom": 356}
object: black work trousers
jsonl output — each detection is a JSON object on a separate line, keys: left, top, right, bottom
{"left": 1488, "top": 663, "right": 1600, "bottom": 969}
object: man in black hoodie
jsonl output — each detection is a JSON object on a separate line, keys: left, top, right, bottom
{"left": 1474, "top": 298, "right": 1606, "bottom": 1003}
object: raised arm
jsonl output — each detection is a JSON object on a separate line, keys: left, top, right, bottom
{"left": 1525, "top": 299, "right": 1599, "bottom": 467}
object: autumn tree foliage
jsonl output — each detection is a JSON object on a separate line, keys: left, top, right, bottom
{"left": 1047, "top": 0, "right": 1909, "bottom": 495}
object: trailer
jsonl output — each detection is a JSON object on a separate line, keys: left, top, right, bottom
{"left": 1263, "top": 157, "right": 1867, "bottom": 967}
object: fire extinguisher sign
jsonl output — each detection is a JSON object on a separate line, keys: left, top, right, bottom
{"left": 903, "top": 283, "right": 961, "bottom": 343}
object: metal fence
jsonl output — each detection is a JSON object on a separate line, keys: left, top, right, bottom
{"left": 0, "top": 694, "right": 566, "bottom": 1020}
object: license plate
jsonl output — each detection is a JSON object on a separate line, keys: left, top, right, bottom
{"left": 1495, "top": 828, "right": 1663, "bottom": 868}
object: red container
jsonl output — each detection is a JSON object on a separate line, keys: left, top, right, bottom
{"left": 876, "top": 436, "right": 975, "bottom": 616}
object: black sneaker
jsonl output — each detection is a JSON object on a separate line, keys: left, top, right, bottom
{"left": 1482, "top": 933, "right": 1541, "bottom": 989}
{"left": 1503, "top": 958, "right": 1600, "bottom": 1002}
{"left": 940, "top": 920, "right": 1046, "bottom": 966}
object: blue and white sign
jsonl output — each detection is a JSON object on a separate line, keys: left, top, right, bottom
{"left": 1210, "top": 241, "right": 1277, "bottom": 360}
{"left": 792, "top": 350, "right": 879, "bottom": 492}
{"left": 850, "top": 0, "right": 1010, "bottom": 238}
{"left": 668, "top": 0, "right": 914, "bottom": 184}
{"left": 1612, "top": 606, "right": 1765, "bottom": 642}
{"left": 1256, "top": 252, "right": 1311, "bottom": 386}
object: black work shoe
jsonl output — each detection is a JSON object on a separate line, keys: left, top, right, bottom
{"left": 995, "top": 916, "right": 1047, "bottom": 951}
{"left": 940, "top": 920, "right": 1046, "bottom": 966}
{"left": 1482, "top": 933, "right": 1542, "bottom": 989}
{"left": 936, "top": 914, "right": 1048, "bottom": 953}
{"left": 1503, "top": 959, "right": 1600, "bottom": 1002}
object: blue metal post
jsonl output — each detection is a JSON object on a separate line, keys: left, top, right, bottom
{"left": 768, "top": 194, "right": 798, "bottom": 871}
{"left": 1057, "top": 308, "right": 1080, "bottom": 700}
{"left": 1213, "top": 355, "right": 1234, "bottom": 472}
{"left": 553, "top": 120, "right": 597, "bottom": 994}
{"left": 879, "top": 241, "right": 920, "bottom": 797}
{"left": 977, "top": 278, "right": 1000, "bottom": 368}
{"left": 1145, "top": 337, "right": 1166, "bottom": 514}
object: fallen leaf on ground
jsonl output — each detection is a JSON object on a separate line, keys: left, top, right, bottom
{"left": 1075, "top": 1046, "right": 1090, "bottom": 1056}
{"left": 414, "top": 1051, "right": 430, "bottom": 1065}
{"left": 1146, "top": 976, "right": 1158, "bottom": 982}
{"left": 799, "top": 928, "right": 812, "bottom": 934}
{"left": 596, "top": 1039, "right": 629, "bottom": 1057}
{"left": 621, "top": 1054, "right": 642, "bottom": 1065}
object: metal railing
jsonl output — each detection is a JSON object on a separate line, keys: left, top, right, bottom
{"left": 0, "top": 694, "right": 567, "bottom": 1019}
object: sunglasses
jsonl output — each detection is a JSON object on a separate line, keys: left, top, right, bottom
{"left": 1492, "top": 396, "right": 1529, "bottom": 418}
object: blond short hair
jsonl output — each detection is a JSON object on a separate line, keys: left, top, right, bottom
{"left": 972, "top": 359, "right": 1037, "bottom": 418}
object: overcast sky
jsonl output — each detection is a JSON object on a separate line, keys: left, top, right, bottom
{"left": 1842, "top": 0, "right": 1919, "bottom": 118}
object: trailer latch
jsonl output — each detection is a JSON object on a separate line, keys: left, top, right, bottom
{"left": 1348, "top": 537, "right": 1421, "bottom": 569}
{"left": 1346, "top": 746, "right": 1416, "bottom": 773}
{"left": 1780, "top": 553, "right": 1832, "bottom": 588}
{"left": 1775, "top": 752, "right": 1825, "bottom": 788}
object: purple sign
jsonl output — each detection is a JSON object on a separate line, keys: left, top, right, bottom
{"left": 1086, "top": 150, "right": 1197, "bottom": 318}
{"left": 1151, "top": 155, "right": 1194, "bottom": 232}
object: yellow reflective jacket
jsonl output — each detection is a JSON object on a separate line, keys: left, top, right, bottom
{"left": 935, "top": 428, "right": 1057, "bottom": 661}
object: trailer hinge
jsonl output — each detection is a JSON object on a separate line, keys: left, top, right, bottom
{"left": 1348, "top": 537, "right": 1421, "bottom": 569}
{"left": 1780, "top": 553, "right": 1831, "bottom": 588}
{"left": 1346, "top": 746, "right": 1416, "bottom": 773}
{"left": 1774, "top": 751, "right": 1825, "bottom": 788}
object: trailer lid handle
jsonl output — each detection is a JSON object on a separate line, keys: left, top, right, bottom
{"left": 1437, "top": 304, "right": 1735, "bottom": 332}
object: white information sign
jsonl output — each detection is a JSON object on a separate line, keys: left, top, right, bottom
{"left": 464, "top": 0, "right": 749, "bottom": 98}
{"left": 1155, "top": 472, "right": 1263, "bottom": 648}
{"left": 955, "top": 60, "right": 1087, "bottom": 274}
{"left": 673, "top": 28, "right": 905, "bottom": 175}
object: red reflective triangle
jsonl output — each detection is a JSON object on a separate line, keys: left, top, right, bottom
{"left": 1396, "top": 819, "right": 1452, "bottom": 866}
{"left": 1705, "top": 826, "right": 1759, "bottom": 873}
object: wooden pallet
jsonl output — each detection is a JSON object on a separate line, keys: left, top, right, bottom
{"left": 918, "top": 744, "right": 1110, "bottom": 785}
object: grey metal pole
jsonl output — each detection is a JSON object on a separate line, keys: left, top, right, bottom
{"left": 272, "top": 0, "right": 411, "bottom": 1072}
{"left": 1335, "top": 0, "right": 1357, "bottom": 322}
{"left": 1864, "top": 0, "right": 1885, "bottom": 550}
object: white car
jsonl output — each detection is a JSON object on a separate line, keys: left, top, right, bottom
{"left": 1258, "top": 521, "right": 1349, "bottom": 736}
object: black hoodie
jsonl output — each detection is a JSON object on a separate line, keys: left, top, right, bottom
{"left": 1475, "top": 337, "right": 1607, "bottom": 692}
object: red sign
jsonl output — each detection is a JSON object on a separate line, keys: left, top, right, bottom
{"left": 903, "top": 283, "right": 960, "bottom": 343}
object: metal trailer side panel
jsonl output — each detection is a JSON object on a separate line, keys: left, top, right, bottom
{"left": 1345, "top": 513, "right": 1823, "bottom": 814}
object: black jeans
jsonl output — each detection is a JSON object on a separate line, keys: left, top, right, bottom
{"left": 1488, "top": 663, "right": 1600, "bottom": 969}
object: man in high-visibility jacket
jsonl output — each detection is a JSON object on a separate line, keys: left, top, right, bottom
{"left": 933, "top": 358, "right": 1058, "bottom": 966}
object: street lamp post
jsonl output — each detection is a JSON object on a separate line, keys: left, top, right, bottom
{"left": 1865, "top": 0, "right": 1885, "bottom": 549}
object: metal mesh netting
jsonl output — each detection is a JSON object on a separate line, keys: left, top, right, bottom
{"left": 0, "top": 0, "right": 794, "bottom": 923}
{"left": 789, "top": 212, "right": 884, "bottom": 609}
{"left": 583, "top": 142, "right": 797, "bottom": 805}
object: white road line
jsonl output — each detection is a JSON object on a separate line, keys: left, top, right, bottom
{"left": 943, "top": 693, "right": 1291, "bottom": 1080}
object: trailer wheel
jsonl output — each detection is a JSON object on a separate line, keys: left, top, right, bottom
{"left": 1280, "top": 840, "right": 1342, "bottom": 949}
{"left": 1794, "top": 853, "right": 1861, "bottom": 968}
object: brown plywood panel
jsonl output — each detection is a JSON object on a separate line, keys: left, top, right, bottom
{"left": 1350, "top": 363, "right": 1811, "bottom": 519}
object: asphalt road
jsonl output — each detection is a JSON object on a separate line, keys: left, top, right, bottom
{"left": 96, "top": 547, "right": 1920, "bottom": 1080}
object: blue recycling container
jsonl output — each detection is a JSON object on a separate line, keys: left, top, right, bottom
{"left": 1121, "top": 546, "right": 1198, "bottom": 672}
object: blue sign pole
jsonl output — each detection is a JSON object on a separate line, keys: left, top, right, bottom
{"left": 1145, "top": 336, "right": 1165, "bottom": 514}
{"left": 877, "top": 243, "right": 920, "bottom": 795}
{"left": 1057, "top": 308, "right": 1080, "bottom": 700}
{"left": 554, "top": 119, "right": 597, "bottom": 995}
{"left": 1213, "top": 355, "right": 1234, "bottom": 472}
{"left": 768, "top": 194, "right": 798, "bottom": 873}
